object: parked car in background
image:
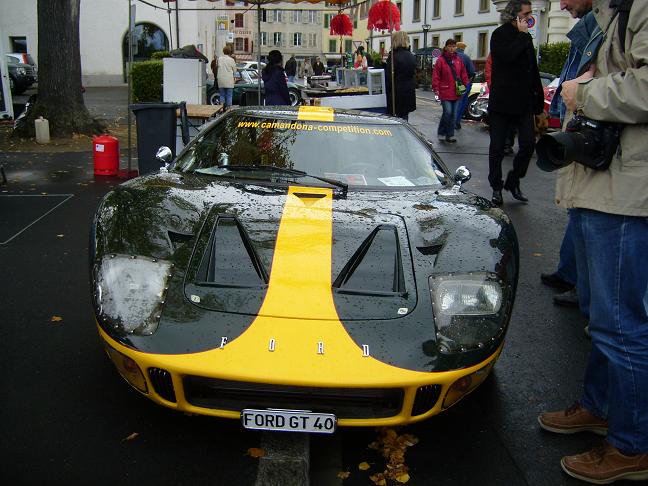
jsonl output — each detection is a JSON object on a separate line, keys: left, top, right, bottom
{"left": 7, "top": 52, "right": 37, "bottom": 81}
{"left": 207, "top": 68, "right": 304, "bottom": 107}
{"left": 6, "top": 55, "right": 36, "bottom": 95}
{"left": 461, "top": 70, "right": 486, "bottom": 121}
{"left": 543, "top": 77, "right": 561, "bottom": 130}
{"left": 469, "top": 72, "right": 556, "bottom": 125}
{"left": 236, "top": 61, "right": 266, "bottom": 72}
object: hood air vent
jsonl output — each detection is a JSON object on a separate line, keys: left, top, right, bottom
{"left": 196, "top": 216, "right": 268, "bottom": 287}
{"left": 333, "top": 225, "right": 406, "bottom": 296}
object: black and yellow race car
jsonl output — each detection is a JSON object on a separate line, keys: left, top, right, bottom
{"left": 90, "top": 106, "right": 518, "bottom": 433}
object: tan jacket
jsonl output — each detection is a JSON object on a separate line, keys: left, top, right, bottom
{"left": 555, "top": 0, "right": 648, "bottom": 216}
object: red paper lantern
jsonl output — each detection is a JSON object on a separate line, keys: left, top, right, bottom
{"left": 368, "top": 0, "right": 401, "bottom": 31}
{"left": 330, "top": 13, "right": 353, "bottom": 36}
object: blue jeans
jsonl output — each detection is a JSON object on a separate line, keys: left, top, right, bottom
{"left": 219, "top": 87, "right": 233, "bottom": 107}
{"left": 455, "top": 82, "right": 472, "bottom": 125}
{"left": 287, "top": 75, "right": 295, "bottom": 83}
{"left": 556, "top": 210, "right": 578, "bottom": 286}
{"left": 572, "top": 209, "right": 648, "bottom": 454}
{"left": 438, "top": 100, "right": 458, "bottom": 138}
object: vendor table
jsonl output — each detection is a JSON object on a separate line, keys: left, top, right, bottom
{"left": 175, "top": 104, "right": 225, "bottom": 152}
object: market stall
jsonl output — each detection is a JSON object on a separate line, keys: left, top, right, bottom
{"left": 303, "top": 67, "right": 386, "bottom": 113}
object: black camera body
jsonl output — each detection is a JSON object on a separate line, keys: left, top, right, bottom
{"left": 536, "top": 115, "right": 622, "bottom": 172}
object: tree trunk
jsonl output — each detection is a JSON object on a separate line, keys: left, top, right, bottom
{"left": 15, "top": 0, "right": 104, "bottom": 138}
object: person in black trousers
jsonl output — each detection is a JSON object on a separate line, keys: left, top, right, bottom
{"left": 488, "top": 0, "right": 544, "bottom": 206}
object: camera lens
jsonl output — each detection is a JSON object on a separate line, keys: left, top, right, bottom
{"left": 536, "top": 131, "right": 586, "bottom": 172}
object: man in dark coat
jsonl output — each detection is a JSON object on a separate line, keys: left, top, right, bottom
{"left": 488, "top": 0, "right": 544, "bottom": 206}
{"left": 313, "top": 57, "right": 325, "bottom": 76}
{"left": 285, "top": 54, "right": 297, "bottom": 82}
{"left": 385, "top": 31, "right": 417, "bottom": 121}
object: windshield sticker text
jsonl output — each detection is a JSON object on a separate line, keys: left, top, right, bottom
{"left": 237, "top": 120, "right": 393, "bottom": 137}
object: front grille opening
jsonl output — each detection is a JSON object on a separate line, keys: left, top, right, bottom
{"left": 183, "top": 377, "right": 404, "bottom": 419}
{"left": 149, "top": 368, "right": 176, "bottom": 403}
{"left": 411, "top": 385, "right": 441, "bottom": 416}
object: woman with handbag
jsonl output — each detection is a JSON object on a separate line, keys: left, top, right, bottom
{"left": 431, "top": 39, "right": 469, "bottom": 143}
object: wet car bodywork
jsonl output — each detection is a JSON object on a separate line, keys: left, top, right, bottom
{"left": 90, "top": 106, "right": 519, "bottom": 428}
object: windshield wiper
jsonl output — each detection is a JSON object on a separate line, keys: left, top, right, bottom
{"left": 216, "top": 164, "right": 348, "bottom": 198}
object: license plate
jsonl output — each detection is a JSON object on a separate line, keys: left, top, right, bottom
{"left": 241, "top": 409, "right": 337, "bottom": 434}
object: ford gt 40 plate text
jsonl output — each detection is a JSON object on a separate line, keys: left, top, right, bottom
{"left": 241, "top": 409, "right": 337, "bottom": 434}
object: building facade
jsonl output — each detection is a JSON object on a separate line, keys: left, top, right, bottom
{"left": 0, "top": 0, "right": 576, "bottom": 86}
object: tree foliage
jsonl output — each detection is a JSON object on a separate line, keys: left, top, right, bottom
{"left": 14, "top": 0, "right": 103, "bottom": 138}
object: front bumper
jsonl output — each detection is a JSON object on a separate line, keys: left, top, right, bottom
{"left": 99, "top": 323, "right": 502, "bottom": 427}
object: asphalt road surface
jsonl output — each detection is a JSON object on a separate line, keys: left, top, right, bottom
{"left": 1, "top": 91, "right": 619, "bottom": 486}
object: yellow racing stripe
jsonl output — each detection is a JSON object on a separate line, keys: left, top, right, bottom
{"left": 297, "top": 105, "right": 335, "bottom": 122}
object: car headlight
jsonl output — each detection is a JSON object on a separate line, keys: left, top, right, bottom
{"left": 94, "top": 254, "right": 173, "bottom": 335}
{"left": 429, "top": 273, "right": 510, "bottom": 353}
{"left": 17, "top": 67, "right": 26, "bottom": 75}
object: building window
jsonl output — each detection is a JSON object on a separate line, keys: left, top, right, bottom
{"left": 260, "top": 10, "right": 267, "bottom": 22}
{"left": 396, "top": 2, "right": 402, "bottom": 16}
{"left": 292, "top": 10, "right": 301, "bottom": 23}
{"left": 433, "top": 0, "right": 440, "bottom": 18}
{"left": 10, "top": 36, "right": 27, "bottom": 53}
{"left": 413, "top": 0, "right": 421, "bottom": 22}
{"left": 344, "top": 39, "right": 353, "bottom": 52}
{"left": 479, "top": 0, "right": 490, "bottom": 12}
{"left": 122, "top": 22, "right": 169, "bottom": 62}
{"left": 455, "top": 0, "right": 463, "bottom": 15}
{"left": 454, "top": 33, "right": 463, "bottom": 42}
{"left": 309, "top": 33, "right": 317, "bottom": 48}
{"left": 235, "top": 37, "right": 245, "bottom": 51}
{"left": 235, "top": 14, "right": 244, "bottom": 28}
{"left": 413, "top": 38, "right": 419, "bottom": 50}
{"left": 309, "top": 10, "right": 316, "bottom": 23}
{"left": 273, "top": 10, "right": 282, "bottom": 23}
{"left": 324, "top": 13, "right": 332, "bottom": 28}
{"left": 260, "top": 32, "right": 267, "bottom": 46}
{"left": 273, "top": 32, "right": 282, "bottom": 46}
{"left": 329, "top": 39, "right": 337, "bottom": 52}
{"left": 432, "top": 34, "right": 440, "bottom": 47}
{"left": 478, "top": 31, "right": 488, "bottom": 58}
{"left": 293, "top": 32, "right": 302, "bottom": 47}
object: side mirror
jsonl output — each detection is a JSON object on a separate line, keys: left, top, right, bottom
{"left": 454, "top": 165, "right": 471, "bottom": 186}
{"left": 156, "top": 146, "right": 173, "bottom": 165}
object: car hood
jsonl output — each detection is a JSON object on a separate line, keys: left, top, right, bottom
{"left": 92, "top": 172, "right": 517, "bottom": 369}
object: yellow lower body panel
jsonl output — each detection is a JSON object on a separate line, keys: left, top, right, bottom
{"left": 99, "top": 324, "right": 502, "bottom": 427}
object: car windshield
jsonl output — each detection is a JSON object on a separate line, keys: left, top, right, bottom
{"left": 6, "top": 56, "right": 18, "bottom": 64}
{"left": 173, "top": 114, "right": 445, "bottom": 188}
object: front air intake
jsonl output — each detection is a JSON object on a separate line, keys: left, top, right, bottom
{"left": 149, "top": 368, "right": 176, "bottom": 403}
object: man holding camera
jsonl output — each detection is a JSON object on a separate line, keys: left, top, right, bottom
{"left": 537, "top": 0, "right": 648, "bottom": 482}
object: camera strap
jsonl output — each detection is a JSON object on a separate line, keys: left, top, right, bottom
{"left": 608, "top": 0, "right": 634, "bottom": 54}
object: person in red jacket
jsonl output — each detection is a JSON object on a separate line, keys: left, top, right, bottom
{"left": 432, "top": 39, "right": 469, "bottom": 143}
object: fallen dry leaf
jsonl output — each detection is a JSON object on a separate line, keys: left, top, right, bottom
{"left": 123, "top": 432, "right": 139, "bottom": 441}
{"left": 369, "top": 472, "right": 387, "bottom": 486}
{"left": 395, "top": 472, "right": 411, "bottom": 483}
{"left": 50, "top": 316, "right": 63, "bottom": 322}
{"left": 56, "top": 234, "right": 64, "bottom": 238}
{"left": 337, "top": 471, "right": 350, "bottom": 479}
{"left": 358, "top": 462, "right": 370, "bottom": 471}
{"left": 246, "top": 447, "right": 265, "bottom": 458}
{"left": 532, "top": 252, "right": 543, "bottom": 257}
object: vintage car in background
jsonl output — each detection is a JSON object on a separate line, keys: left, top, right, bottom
{"left": 469, "top": 72, "right": 557, "bottom": 125}
{"left": 90, "top": 106, "right": 519, "bottom": 433}
{"left": 207, "top": 68, "right": 304, "bottom": 107}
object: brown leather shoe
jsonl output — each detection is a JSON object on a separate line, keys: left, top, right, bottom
{"left": 538, "top": 402, "right": 608, "bottom": 436}
{"left": 561, "top": 442, "right": 648, "bottom": 484}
